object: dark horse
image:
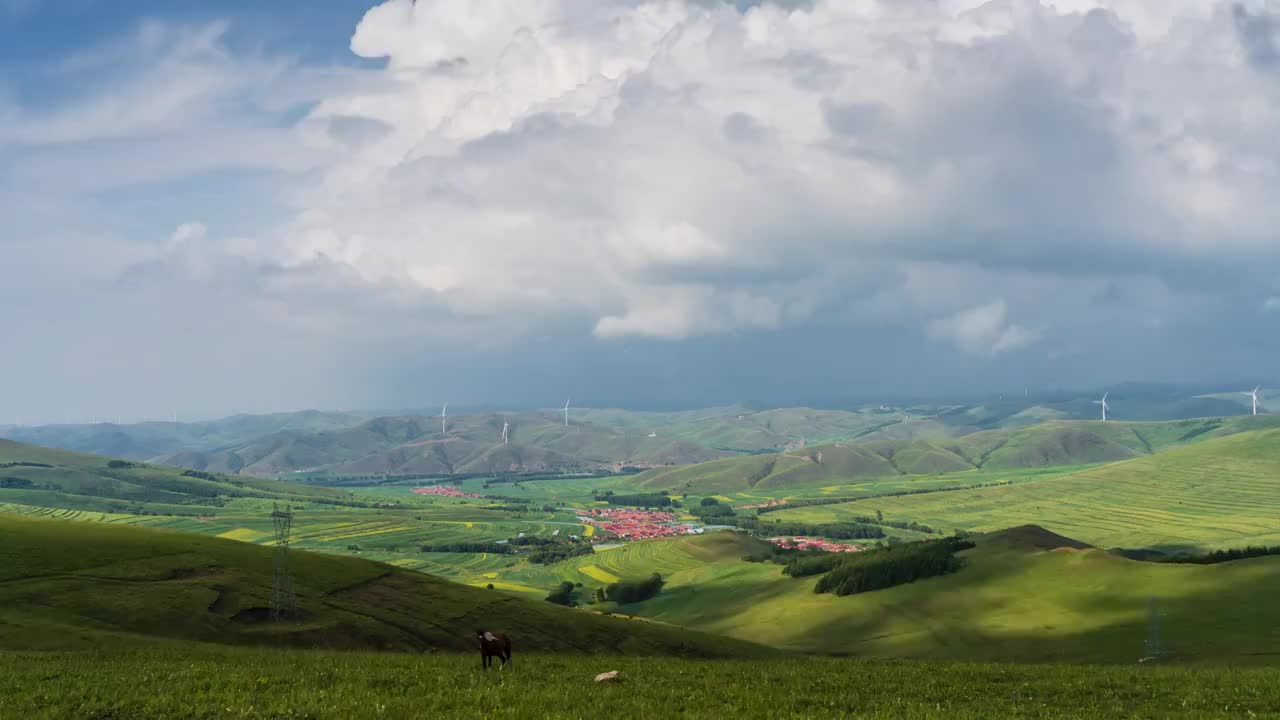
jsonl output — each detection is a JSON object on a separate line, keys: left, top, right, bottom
{"left": 476, "top": 630, "right": 512, "bottom": 670}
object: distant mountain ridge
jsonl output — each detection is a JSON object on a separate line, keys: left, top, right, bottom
{"left": 631, "top": 416, "right": 1280, "bottom": 494}
{"left": 4, "top": 384, "right": 1276, "bottom": 477}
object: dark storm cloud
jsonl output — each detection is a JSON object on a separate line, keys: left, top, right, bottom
{"left": 1234, "top": 3, "right": 1280, "bottom": 68}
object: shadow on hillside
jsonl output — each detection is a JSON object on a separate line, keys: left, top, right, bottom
{"left": 635, "top": 569, "right": 798, "bottom": 629}
{"left": 784, "top": 546, "right": 1280, "bottom": 664}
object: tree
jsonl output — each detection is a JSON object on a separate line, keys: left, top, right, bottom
{"left": 700, "top": 497, "right": 720, "bottom": 507}
{"left": 546, "top": 581, "right": 578, "bottom": 606}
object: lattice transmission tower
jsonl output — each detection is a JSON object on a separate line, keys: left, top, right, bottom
{"left": 271, "top": 502, "right": 296, "bottom": 620}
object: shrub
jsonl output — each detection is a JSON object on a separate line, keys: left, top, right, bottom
{"left": 546, "top": 581, "right": 578, "bottom": 606}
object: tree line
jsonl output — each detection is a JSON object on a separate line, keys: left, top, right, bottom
{"left": 1158, "top": 546, "right": 1280, "bottom": 565}
{"left": 592, "top": 490, "right": 673, "bottom": 507}
{"left": 420, "top": 541, "right": 514, "bottom": 554}
{"left": 755, "top": 481, "right": 1014, "bottom": 515}
{"left": 743, "top": 518, "right": 885, "bottom": 540}
{"left": 809, "top": 537, "right": 976, "bottom": 596}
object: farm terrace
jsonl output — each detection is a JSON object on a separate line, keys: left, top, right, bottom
{"left": 411, "top": 486, "right": 484, "bottom": 499}
{"left": 735, "top": 499, "right": 788, "bottom": 510}
{"left": 767, "top": 536, "right": 863, "bottom": 553}
{"left": 578, "top": 508, "right": 698, "bottom": 540}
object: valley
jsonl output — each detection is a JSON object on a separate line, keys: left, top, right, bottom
{"left": 5, "top": 410, "right": 1280, "bottom": 666}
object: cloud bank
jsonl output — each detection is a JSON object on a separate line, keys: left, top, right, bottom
{"left": 5, "top": 0, "right": 1280, "bottom": 418}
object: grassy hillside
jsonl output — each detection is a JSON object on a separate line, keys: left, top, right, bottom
{"left": 467, "top": 527, "right": 1280, "bottom": 664}
{"left": 0, "top": 514, "right": 774, "bottom": 657}
{"left": 769, "top": 428, "right": 1280, "bottom": 550}
{"left": 630, "top": 417, "right": 1280, "bottom": 495}
{"left": 5, "top": 649, "right": 1279, "bottom": 719}
{"left": 0, "top": 439, "right": 354, "bottom": 515}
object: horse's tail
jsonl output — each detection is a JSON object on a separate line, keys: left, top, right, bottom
{"left": 504, "top": 635, "right": 513, "bottom": 661}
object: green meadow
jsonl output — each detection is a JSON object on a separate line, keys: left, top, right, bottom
{"left": 767, "top": 429, "right": 1280, "bottom": 550}
{"left": 6, "top": 648, "right": 1280, "bottom": 720}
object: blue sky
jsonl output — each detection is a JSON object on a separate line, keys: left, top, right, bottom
{"left": 3, "top": 0, "right": 1280, "bottom": 422}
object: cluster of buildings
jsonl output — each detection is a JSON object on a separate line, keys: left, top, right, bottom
{"left": 411, "top": 485, "right": 484, "bottom": 499}
{"left": 578, "top": 507, "right": 699, "bottom": 540}
{"left": 767, "top": 536, "right": 863, "bottom": 553}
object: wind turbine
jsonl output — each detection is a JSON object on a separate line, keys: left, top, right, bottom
{"left": 1243, "top": 386, "right": 1262, "bottom": 416}
{"left": 563, "top": 398, "right": 571, "bottom": 428}
{"left": 501, "top": 417, "right": 510, "bottom": 444}
{"left": 441, "top": 402, "right": 448, "bottom": 434}
{"left": 1093, "top": 392, "right": 1109, "bottom": 422}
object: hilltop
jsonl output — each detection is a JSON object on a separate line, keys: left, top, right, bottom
{"left": 0, "top": 513, "right": 775, "bottom": 657}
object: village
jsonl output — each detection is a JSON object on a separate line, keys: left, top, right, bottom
{"left": 412, "top": 485, "right": 485, "bottom": 499}
{"left": 576, "top": 507, "right": 705, "bottom": 540}
{"left": 411, "top": 486, "right": 865, "bottom": 552}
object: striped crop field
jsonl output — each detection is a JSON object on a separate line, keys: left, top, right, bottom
{"left": 489, "top": 531, "right": 754, "bottom": 596}
{"left": 579, "top": 564, "right": 620, "bottom": 584}
{"left": 768, "top": 430, "right": 1280, "bottom": 550}
{"left": 0, "top": 502, "right": 141, "bottom": 524}
{"left": 216, "top": 528, "right": 271, "bottom": 542}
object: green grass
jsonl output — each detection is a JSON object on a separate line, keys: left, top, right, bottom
{"left": 463, "top": 527, "right": 1280, "bottom": 664}
{"left": 0, "top": 438, "right": 355, "bottom": 511}
{"left": 0, "top": 514, "right": 774, "bottom": 658}
{"left": 6, "top": 648, "right": 1280, "bottom": 719}
{"left": 628, "top": 417, "right": 1280, "bottom": 496}
{"left": 767, "top": 429, "right": 1280, "bottom": 551}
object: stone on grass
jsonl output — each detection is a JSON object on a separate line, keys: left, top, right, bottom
{"left": 594, "top": 671, "right": 621, "bottom": 683}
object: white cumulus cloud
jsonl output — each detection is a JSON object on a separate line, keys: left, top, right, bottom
{"left": 928, "top": 299, "right": 1039, "bottom": 356}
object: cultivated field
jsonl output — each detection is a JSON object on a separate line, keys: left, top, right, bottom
{"left": 767, "top": 429, "right": 1280, "bottom": 551}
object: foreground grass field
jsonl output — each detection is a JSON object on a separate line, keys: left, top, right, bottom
{"left": 5, "top": 648, "right": 1280, "bottom": 719}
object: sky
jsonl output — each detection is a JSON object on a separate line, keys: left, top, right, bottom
{"left": 3, "top": 0, "right": 1280, "bottom": 423}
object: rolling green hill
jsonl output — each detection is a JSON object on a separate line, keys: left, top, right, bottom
{"left": 156, "top": 414, "right": 731, "bottom": 477}
{"left": 0, "top": 514, "right": 774, "bottom": 657}
{"left": 631, "top": 417, "right": 1280, "bottom": 495}
{"left": 0, "top": 439, "right": 354, "bottom": 515}
{"left": 458, "top": 527, "right": 1280, "bottom": 664}
{"left": 768, "top": 428, "right": 1280, "bottom": 551}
